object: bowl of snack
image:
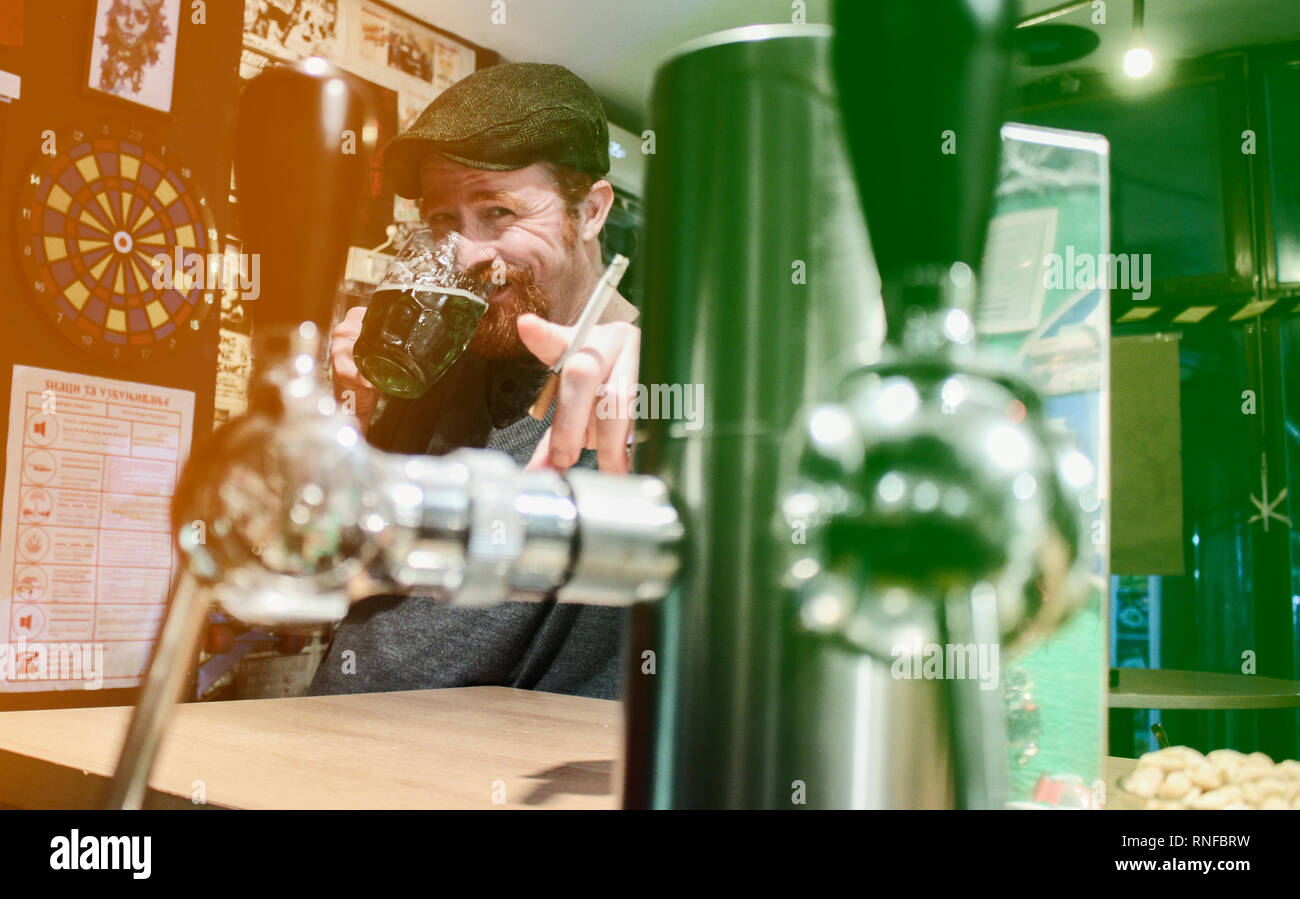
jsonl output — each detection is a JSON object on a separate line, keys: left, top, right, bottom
{"left": 1118, "top": 745, "right": 1300, "bottom": 809}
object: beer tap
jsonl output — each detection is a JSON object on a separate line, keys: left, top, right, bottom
{"left": 624, "top": 1, "right": 1093, "bottom": 809}
{"left": 104, "top": 61, "right": 682, "bottom": 810}
{"left": 772, "top": 0, "right": 1089, "bottom": 807}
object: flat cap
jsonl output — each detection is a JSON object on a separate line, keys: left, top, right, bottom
{"left": 384, "top": 62, "right": 610, "bottom": 199}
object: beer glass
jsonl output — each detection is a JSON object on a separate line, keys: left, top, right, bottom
{"left": 353, "top": 229, "right": 488, "bottom": 398}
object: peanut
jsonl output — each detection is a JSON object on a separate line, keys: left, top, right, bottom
{"left": 1190, "top": 785, "right": 1242, "bottom": 809}
{"left": 1157, "top": 771, "right": 1194, "bottom": 801}
{"left": 1206, "top": 748, "right": 1246, "bottom": 766}
{"left": 1188, "top": 761, "right": 1223, "bottom": 791}
{"left": 1124, "top": 765, "right": 1164, "bottom": 798}
{"left": 1276, "top": 759, "right": 1300, "bottom": 780}
{"left": 1243, "top": 778, "right": 1289, "bottom": 804}
{"left": 1141, "top": 746, "right": 1203, "bottom": 771}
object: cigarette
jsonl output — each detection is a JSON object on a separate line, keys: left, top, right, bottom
{"left": 528, "top": 255, "right": 630, "bottom": 420}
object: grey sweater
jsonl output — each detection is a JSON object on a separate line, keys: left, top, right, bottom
{"left": 307, "top": 350, "right": 624, "bottom": 700}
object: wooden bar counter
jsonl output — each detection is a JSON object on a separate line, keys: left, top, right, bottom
{"left": 0, "top": 687, "right": 621, "bottom": 809}
{"left": 0, "top": 685, "right": 1137, "bottom": 809}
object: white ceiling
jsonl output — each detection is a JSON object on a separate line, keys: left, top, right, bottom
{"left": 388, "top": 0, "right": 1300, "bottom": 127}
{"left": 386, "top": 0, "right": 831, "bottom": 127}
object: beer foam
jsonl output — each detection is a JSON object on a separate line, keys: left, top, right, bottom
{"left": 430, "top": 285, "right": 488, "bottom": 308}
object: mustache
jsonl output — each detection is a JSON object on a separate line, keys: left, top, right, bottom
{"left": 465, "top": 263, "right": 551, "bottom": 359}
{"left": 467, "top": 263, "right": 536, "bottom": 297}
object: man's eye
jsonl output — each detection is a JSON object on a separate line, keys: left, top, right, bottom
{"left": 487, "top": 207, "right": 514, "bottom": 219}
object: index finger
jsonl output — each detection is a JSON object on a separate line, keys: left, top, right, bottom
{"left": 516, "top": 313, "right": 572, "bottom": 369}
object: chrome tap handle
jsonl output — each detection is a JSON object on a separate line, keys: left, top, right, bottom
{"left": 173, "top": 331, "right": 684, "bottom": 625}
{"left": 369, "top": 451, "right": 683, "bottom": 608}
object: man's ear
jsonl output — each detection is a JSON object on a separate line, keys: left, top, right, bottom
{"left": 580, "top": 179, "right": 616, "bottom": 242}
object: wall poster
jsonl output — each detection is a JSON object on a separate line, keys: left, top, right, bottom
{"left": 0, "top": 365, "right": 195, "bottom": 692}
{"left": 87, "top": 0, "right": 181, "bottom": 114}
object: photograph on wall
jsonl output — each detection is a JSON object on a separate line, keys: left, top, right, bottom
{"left": 244, "top": 0, "right": 340, "bottom": 61}
{"left": 355, "top": 1, "right": 475, "bottom": 87}
{"left": 86, "top": 0, "right": 180, "bottom": 114}
{"left": 432, "top": 36, "right": 475, "bottom": 88}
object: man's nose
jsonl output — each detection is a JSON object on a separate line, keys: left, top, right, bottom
{"left": 455, "top": 234, "right": 497, "bottom": 277}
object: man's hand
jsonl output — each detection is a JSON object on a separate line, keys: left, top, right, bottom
{"left": 330, "top": 305, "right": 380, "bottom": 433}
{"left": 517, "top": 312, "right": 639, "bottom": 475}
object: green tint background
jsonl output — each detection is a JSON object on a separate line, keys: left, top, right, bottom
{"left": 978, "top": 126, "right": 1110, "bottom": 801}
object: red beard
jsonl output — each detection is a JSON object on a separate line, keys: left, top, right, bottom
{"left": 467, "top": 263, "right": 551, "bottom": 359}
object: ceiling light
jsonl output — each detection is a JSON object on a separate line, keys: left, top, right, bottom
{"left": 1123, "top": 46, "right": 1154, "bottom": 77}
{"left": 1124, "top": 0, "right": 1154, "bottom": 78}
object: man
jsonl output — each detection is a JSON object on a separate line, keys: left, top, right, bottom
{"left": 309, "top": 63, "right": 640, "bottom": 701}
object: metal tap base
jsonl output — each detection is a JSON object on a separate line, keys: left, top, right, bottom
{"left": 104, "top": 572, "right": 209, "bottom": 810}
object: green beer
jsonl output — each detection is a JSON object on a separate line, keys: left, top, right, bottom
{"left": 354, "top": 285, "right": 486, "bottom": 398}
{"left": 352, "top": 230, "right": 488, "bottom": 398}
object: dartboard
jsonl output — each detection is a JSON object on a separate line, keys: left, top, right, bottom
{"left": 17, "top": 126, "right": 218, "bottom": 362}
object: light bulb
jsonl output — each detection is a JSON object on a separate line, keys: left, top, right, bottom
{"left": 1124, "top": 46, "right": 1154, "bottom": 78}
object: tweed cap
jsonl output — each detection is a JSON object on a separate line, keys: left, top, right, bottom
{"left": 384, "top": 62, "right": 610, "bottom": 199}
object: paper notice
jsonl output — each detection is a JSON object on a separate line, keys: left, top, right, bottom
{"left": 1, "top": 366, "right": 194, "bottom": 691}
{"left": 977, "top": 206, "right": 1059, "bottom": 335}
